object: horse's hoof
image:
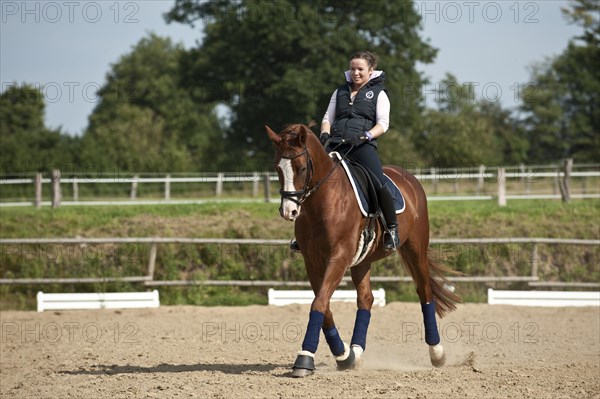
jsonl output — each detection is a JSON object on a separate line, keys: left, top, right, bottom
{"left": 291, "top": 367, "right": 313, "bottom": 378}
{"left": 291, "top": 352, "right": 315, "bottom": 378}
{"left": 350, "top": 345, "right": 364, "bottom": 369}
{"left": 335, "top": 343, "right": 356, "bottom": 371}
{"left": 429, "top": 344, "right": 446, "bottom": 368}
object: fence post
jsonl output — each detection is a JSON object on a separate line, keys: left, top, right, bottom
{"left": 520, "top": 164, "right": 531, "bottom": 194}
{"left": 530, "top": 243, "right": 539, "bottom": 279}
{"left": 476, "top": 165, "right": 485, "bottom": 195}
{"left": 216, "top": 172, "right": 224, "bottom": 197}
{"left": 252, "top": 172, "right": 259, "bottom": 197}
{"left": 72, "top": 177, "right": 79, "bottom": 201}
{"left": 147, "top": 243, "right": 157, "bottom": 279}
{"left": 130, "top": 175, "right": 138, "bottom": 200}
{"left": 51, "top": 169, "right": 61, "bottom": 208}
{"left": 558, "top": 158, "right": 573, "bottom": 203}
{"left": 34, "top": 173, "right": 42, "bottom": 208}
{"left": 497, "top": 167, "right": 506, "bottom": 206}
{"left": 430, "top": 167, "right": 437, "bottom": 194}
{"left": 263, "top": 172, "right": 271, "bottom": 203}
{"left": 164, "top": 174, "right": 171, "bottom": 200}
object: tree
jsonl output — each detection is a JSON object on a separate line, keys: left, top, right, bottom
{"left": 0, "top": 84, "right": 79, "bottom": 175}
{"left": 166, "top": 0, "right": 436, "bottom": 166}
{"left": 83, "top": 104, "right": 190, "bottom": 172}
{"left": 520, "top": 0, "right": 599, "bottom": 163}
{"left": 82, "top": 34, "right": 224, "bottom": 172}
{"left": 561, "top": 0, "right": 599, "bottom": 46}
{"left": 411, "top": 74, "right": 522, "bottom": 168}
{"left": 478, "top": 102, "right": 528, "bottom": 165}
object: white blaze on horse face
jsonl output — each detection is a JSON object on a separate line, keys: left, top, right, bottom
{"left": 278, "top": 158, "right": 301, "bottom": 221}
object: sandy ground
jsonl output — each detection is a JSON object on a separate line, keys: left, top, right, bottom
{"left": 1, "top": 302, "right": 599, "bottom": 398}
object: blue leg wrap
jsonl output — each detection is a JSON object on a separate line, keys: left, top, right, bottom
{"left": 350, "top": 309, "right": 371, "bottom": 350}
{"left": 301, "top": 311, "right": 325, "bottom": 353}
{"left": 323, "top": 325, "right": 345, "bottom": 356}
{"left": 421, "top": 302, "right": 440, "bottom": 345}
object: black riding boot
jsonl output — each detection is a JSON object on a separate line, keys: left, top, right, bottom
{"left": 377, "top": 187, "right": 400, "bottom": 250}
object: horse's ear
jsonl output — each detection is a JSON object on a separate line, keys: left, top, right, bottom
{"left": 298, "top": 124, "right": 308, "bottom": 145}
{"left": 265, "top": 125, "right": 281, "bottom": 144}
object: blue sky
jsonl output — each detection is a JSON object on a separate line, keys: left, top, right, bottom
{"left": 1, "top": 1, "right": 581, "bottom": 135}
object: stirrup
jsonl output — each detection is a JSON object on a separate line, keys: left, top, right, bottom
{"left": 290, "top": 239, "right": 300, "bottom": 252}
{"left": 384, "top": 226, "right": 399, "bottom": 250}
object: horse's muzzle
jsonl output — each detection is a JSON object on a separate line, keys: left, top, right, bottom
{"left": 280, "top": 201, "right": 300, "bottom": 221}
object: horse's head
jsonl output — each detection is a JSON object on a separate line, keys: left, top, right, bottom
{"left": 266, "top": 124, "right": 315, "bottom": 221}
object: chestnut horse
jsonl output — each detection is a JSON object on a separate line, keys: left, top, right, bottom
{"left": 266, "top": 124, "right": 460, "bottom": 377}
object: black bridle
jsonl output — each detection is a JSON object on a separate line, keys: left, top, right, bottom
{"left": 278, "top": 146, "right": 314, "bottom": 205}
{"left": 277, "top": 140, "right": 347, "bottom": 206}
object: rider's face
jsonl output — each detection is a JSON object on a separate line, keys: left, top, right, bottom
{"left": 349, "top": 58, "right": 373, "bottom": 90}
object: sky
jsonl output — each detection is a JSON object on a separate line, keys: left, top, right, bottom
{"left": 1, "top": 0, "right": 582, "bottom": 136}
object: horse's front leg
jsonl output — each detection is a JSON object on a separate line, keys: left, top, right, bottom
{"left": 349, "top": 262, "right": 374, "bottom": 367}
{"left": 292, "top": 256, "right": 354, "bottom": 377}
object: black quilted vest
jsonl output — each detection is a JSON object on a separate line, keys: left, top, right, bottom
{"left": 331, "top": 72, "right": 386, "bottom": 148}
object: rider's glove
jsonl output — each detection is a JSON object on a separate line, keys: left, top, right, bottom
{"left": 348, "top": 134, "right": 369, "bottom": 146}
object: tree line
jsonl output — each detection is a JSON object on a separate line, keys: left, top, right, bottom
{"left": 1, "top": 0, "right": 597, "bottom": 177}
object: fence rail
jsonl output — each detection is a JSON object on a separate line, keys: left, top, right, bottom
{"left": 1, "top": 162, "right": 599, "bottom": 207}
{"left": 1, "top": 237, "right": 598, "bottom": 288}
{"left": 3, "top": 170, "right": 599, "bottom": 184}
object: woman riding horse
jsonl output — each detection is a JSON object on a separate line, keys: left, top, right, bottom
{"left": 267, "top": 121, "right": 460, "bottom": 377}
{"left": 291, "top": 51, "right": 399, "bottom": 251}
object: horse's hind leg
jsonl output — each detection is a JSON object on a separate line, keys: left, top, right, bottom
{"left": 400, "top": 241, "right": 446, "bottom": 367}
{"left": 321, "top": 306, "right": 355, "bottom": 371}
{"left": 349, "top": 262, "right": 374, "bottom": 366}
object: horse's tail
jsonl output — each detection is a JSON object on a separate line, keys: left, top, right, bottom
{"left": 427, "top": 251, "right": 462, "bottom": 318}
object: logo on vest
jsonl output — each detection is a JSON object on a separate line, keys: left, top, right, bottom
{"left": 365, "top": 90, "right": 374, "bottom": 99}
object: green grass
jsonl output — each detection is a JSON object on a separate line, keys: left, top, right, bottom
{"left": 428, "top": 199, "right": 599, "bottom": 238}
{"left": 1, "top": 199, "right": 598, "bottom": 239}
{"left": 0, "top": 199, "right": 598, "bottom": 310}
{"left": 0, "top": 202, "right": 287, "bottom": 238}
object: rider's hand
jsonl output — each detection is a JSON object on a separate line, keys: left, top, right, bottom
{"left": 347, "top": 134, "right": 368, "bottom": 146}
{"left": 319, "top": 132, "right": 330, "bottom": 146}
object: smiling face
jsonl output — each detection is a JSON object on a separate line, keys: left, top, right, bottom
{"left": 349, "top": 57, "right": 373, "bottom": 90}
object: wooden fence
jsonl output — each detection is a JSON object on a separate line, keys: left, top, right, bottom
{"left": 0, "top": 237, "right": 598, "bottom": 289}
{"left": 1, "top": 161, "right": 599, "bottom": 207}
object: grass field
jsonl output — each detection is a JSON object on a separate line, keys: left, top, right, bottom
{"left": 0, "top": 199, "right": 598, "bottom": 309}
{"left": 1, "top": 199, "right": 598, "bottom": 238}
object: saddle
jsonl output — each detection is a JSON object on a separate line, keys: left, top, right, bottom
{"left": 329, "top": 152, "right": 406, "bottom": 218}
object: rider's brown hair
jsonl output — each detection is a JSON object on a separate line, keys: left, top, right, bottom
{"left": 350, "top": 51, "right": 379, "bottom": 70}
